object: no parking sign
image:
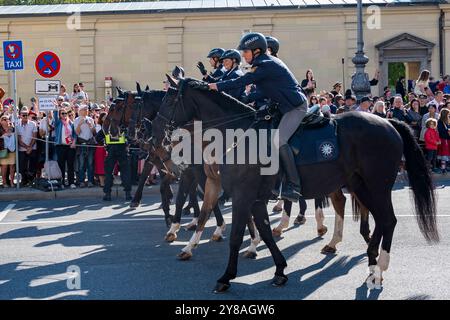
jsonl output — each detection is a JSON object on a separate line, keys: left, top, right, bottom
{"left": 35, "top": 51, "right": 61, "bottom": 78}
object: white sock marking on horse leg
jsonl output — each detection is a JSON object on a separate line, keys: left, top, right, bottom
{"left": 276, "top": 211, "right": 289, "bottom": 230}
{"left": 377, "top": 249, "right": 390, "bottom": 272}
{"left": 327, "top": 213, "right": 343, "bottom": 247}
{"left": 167, "top": 223, "right": 180, "bottom": 235}
{"left": 182, "top": 231, "right": 203, "bottom": 253}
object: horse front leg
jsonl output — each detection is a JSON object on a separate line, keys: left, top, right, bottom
{"left": 130, "top": 159, "right": 152, "bottom": 208}
{"left": 321, "top": 190, "right": 346, "bottom": 254}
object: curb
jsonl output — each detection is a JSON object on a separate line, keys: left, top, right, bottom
{"left": 0, "top": 184, "right": 162, "bottom": 202}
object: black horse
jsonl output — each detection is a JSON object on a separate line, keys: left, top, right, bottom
{"left": 152, "top": 77, "right": 439, "bottom": 293}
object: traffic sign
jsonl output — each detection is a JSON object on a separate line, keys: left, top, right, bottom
{"left": 3, "top": 41, "right": 24, "bottom": 70}
{"left": 35, "top": 51, "right": 60, "bottom": 78}
{"left": 38, "top": 96, "right": 57, "bottom": 111}
{"left": 35, "top": 79, "right": 61, "bottom": 95}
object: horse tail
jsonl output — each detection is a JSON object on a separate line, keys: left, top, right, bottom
{"left": 315, "top": 196, "right": 330, "bottom": 209}
{"left": 351, "top": 194, "right": 361, "bottom": 222}
{"left": 388, "top": 119, "right": 439, "bottom": 243}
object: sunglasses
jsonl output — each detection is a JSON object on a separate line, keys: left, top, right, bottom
{"left": 21, "top": 114, "right": 28, "bottom": 117}
{"left": 61, "top": 112, "right": 67, "bottom": 115}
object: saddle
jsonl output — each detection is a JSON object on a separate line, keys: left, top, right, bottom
{"left": 289, "top": 106, "right": 339, "bottom": 166}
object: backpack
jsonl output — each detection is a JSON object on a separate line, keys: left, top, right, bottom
{"left": 43, "top": 160, "right": 62, "bottom": 180}
{"left": 33, "top": 178, "right": 62, "bottom": 192}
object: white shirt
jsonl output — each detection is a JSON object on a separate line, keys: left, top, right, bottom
{"left": 2, "top": 132, "right": 15, "bottom": 152}
{"left": 39, "top": 116, "right": 55, "bottom": 138}
{"left": 74, "top": 116, "right": 94, "bottom": 141}
{"left": 16, "top": 120, "right": 37, "bottom": 151}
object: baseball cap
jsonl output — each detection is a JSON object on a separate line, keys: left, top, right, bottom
{"left": 360, "top": 96, "right": 373, "bottom": 103}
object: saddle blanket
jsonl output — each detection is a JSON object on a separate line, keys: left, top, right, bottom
{"left": 289, "top": 119, "right": 339, "bottom": 166}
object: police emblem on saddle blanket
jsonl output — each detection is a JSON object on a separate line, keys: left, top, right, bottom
{"left": 289, "top": 119, "right": 339, "bottom": 166}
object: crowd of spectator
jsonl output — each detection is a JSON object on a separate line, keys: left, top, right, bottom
{"left": 302, "top": 69, "right": 450, "bottom": 174}
{"left": 0, "top": 82, "right": 148, "bottom": 189}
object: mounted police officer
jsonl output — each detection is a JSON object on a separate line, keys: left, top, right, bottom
{"left": 242, "top": 36, "right": 280, "bottom": 108}
{"left": 102, "top": 130, "right": 132, "bottom": 201}
{"left": 208, "top": 32, "right": 308, "bottom": 202}
{"left": 214, "top": 49, "right": 245, "bottom": 100}
{"left": 197, "top": 48, "right": 225, "bottom": 83}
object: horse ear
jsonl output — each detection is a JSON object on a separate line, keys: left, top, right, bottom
{"left": 116, "top": 87, "right": 124, "bottom": 96}
{"left": 166, "top": 74, "right": 179, "bottom": 88}
{"left": 136, "top": 82, "right": 142, "bottom": 95}
{"left": 145, "top": 85, "right": 150, "bottom": 91}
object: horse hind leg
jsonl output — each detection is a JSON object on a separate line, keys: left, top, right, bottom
{"left": 243, "top": 217, "right": 260, "bottom": 259}
{"left": 360, "top": 205, "right": 371, "bottom": 244}
{"left": 315, "top": 197, "right": 329, "bottom": 237}
{"left": 272, "top": 200, "right": 291, "bottom": 237}
{"left": 321, "top": 190, "right": 345, "bottom": 255}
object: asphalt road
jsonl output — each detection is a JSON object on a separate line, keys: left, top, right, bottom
{"left": 0, "top": 182, "right": 449, "bottom": 300}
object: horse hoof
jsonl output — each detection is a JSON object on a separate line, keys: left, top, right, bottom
{"left": 211, "top": 234, "right": 223, "bottom": 242}
{"left": 243, "top": 251, "right": 257, "bottom": 259}
{"left": 185, "top": 224, "right": 197, "bottom": 232}
{"left": 317, "top": 226, "right": 328, "bottom": 237}
{"left": 213, "top": 282, "right": 230, "bottom": 294}
{"left": 271, "top": 275, "right": 288, "bottom": 287}
{"left": 272, "top": 228, "right": 282, "bottom": 237}
{"left": 165, "top": 233, "right": 177, "bottom": 242}
{"left": 294, "top": 216, "right": 306, "bottom": 225}
{"left": 177, "top": 251, "right": 192, "bottom": 261}
{"left": 321, "top": 245, "right": 337, "bottom": 255}
{"left": 129, "top": 202, "right": 139, "bottom": 209}
{"left": 272, "top": 205, "right": 283, "bottom": 213}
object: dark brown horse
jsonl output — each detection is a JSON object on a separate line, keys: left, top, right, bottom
{"left": 152, "top": 77, "right": 439, "bottom": 293}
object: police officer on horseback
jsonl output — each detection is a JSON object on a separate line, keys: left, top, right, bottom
{"left": 213, "top": 49, "right": 245, "bottom": 100}
{"left": 208, "top": 32, "right": 308, "bottom": 202}
{"left": 197, "top": 48, "right": 225, "bottom": 83}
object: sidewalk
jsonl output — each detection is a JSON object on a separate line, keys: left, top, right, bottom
{"left": 0, "top": 173, "right": 449, "bottom": 202}
{"left": 0, "top": 184, "right": 161, "bottom": 202}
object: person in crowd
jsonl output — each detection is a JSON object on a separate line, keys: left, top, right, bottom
{"left": 344, "top": 94, "right": 357, "bottom": 112}
{"left": 68, "top": 109, "right": 75, "bottom": 122}
{"left": 330, "top": 82, "right": 342, "bottom": 97}
{"left": 418, "top": 94, "right": 430, "bottom": 115}
{"left": 74, "top": 104, "right": 96, "bottom": 188}
{"left": 395, "top": 76, "right": 406, "bottom": 100}
{"left": 407, "top": 98, "right": 422, "bottom": 139}
{"left": 420, "top": 103, "right": 439, "bottom": 143}
{"left": 95, "top": 112, "right": 107, "bottom": 188}
{"left": 309, "top": 95, "right": 319, "bottom": 107}
{"left": 384, "top": 86, "right": 392, "bottom": 101}
{"left": 60, "top": 84, "right": 70, "bottom": 102}
{"left": 372, "top": 100, "right": 387, "bottom": 118}
{"left": 301, "top": 69, "right": 316, "bottom": 97}
{"left": 54, "top": 106, "right": 77, "bottom": 188}
{"left": 442, "top": 76, "right": 450, "bottom": 94}
{"left": 431, "top": 91, "right": 445, "bottom": 111}
{"left": 414, "top": 69, "right": 430, "bottom": 95}
{"left": 39, "top": 102, "right": 57, "bottom": 161}
{"left": 71, "top": 83, "right": 85, "bottom": 102}
{"left": 355, "top": 96, "right": 372, "bottom": 112}
{"left": 437, "top": 108, "right": 450, "bottom": 174}
{"left": 424, "top": 118, "right": 440, "bottom": 172}
{"left": 436, "top": 75, "right": 449, "bottom": 92}
{"left": 323, "top": 92, "right": 337, "bottom": 114}
{"left": 407, "top": 92, "right": 417, "bottom": 104}
{"left": 389, "top": 96, "right": 411, "bottom": 123}
{"left": 78, "top": 83, "right": 89, "bottom": 102}
{"left": 334, "top": 94, "right": 344, "bottom": 108}
{"left": 0, "top": 115, "right": 16, "bottom": 188}
{"left": 16, "top": 107, "right": 38, "bottom": 186}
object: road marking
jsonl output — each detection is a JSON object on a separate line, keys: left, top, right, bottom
{"left": 0, "top": 203, "right": 15, "bottom": 222}
{"left": 0, "top": 214, "right": 449, "bottom": 226}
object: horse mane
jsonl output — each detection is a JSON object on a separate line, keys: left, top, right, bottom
{"left": 183, "top": 78, "right": 256, "bottom": 115}
{"left": 144, "top": 89, "right": 166, "bottom": 101}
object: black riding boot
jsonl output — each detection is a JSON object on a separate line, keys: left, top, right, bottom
{"left": 279, "top": 144, "right": 301, "bottom": 202}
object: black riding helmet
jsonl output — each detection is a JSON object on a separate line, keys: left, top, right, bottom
{"left": 219, "top": 49, "right": 241, "bottom": 65}
{"left": 265, "top": 36, "right": 280, "bottom": 56}
{"left": 237, "top": 32, "right": 267, "bottom": 52}
{"left": 207, "top": 48, "right": 225, "bottom": 59}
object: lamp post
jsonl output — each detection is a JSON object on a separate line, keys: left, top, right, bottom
{"left": 351, "top": 0, "right": 371, "bottom": 101}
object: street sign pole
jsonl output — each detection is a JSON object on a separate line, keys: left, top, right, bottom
{"left": 12, "top": 70, "right": 20, "bottom": 190}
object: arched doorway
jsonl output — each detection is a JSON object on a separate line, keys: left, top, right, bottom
{"left": 375, "top": 33, "right": 435, "bottom": 95}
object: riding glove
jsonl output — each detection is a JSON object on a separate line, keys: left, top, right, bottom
{"left": 197, "top": 62, "right": 208, "bottom": 76}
